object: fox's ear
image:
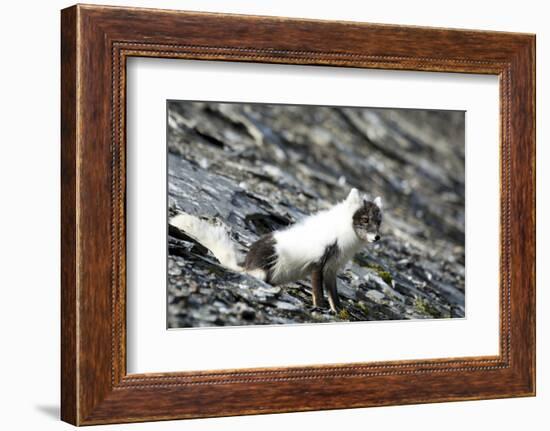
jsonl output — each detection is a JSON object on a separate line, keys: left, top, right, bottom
{"left": 374, "top": 196, "right": 383, "bottom": 209}
{"left": 346, "top": 188, "right": 361, "bottom": 206}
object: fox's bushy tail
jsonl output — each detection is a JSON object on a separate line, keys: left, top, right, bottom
{"left": 169, "top": 213, "right": 243, "bottom": 272}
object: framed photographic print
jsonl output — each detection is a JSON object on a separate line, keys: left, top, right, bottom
{"left": 61, "top": 4, "right": 535, "bottom": 425}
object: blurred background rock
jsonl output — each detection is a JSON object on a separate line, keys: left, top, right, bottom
{"left": 167, "top": 101, "right": 465, "bottom": 328}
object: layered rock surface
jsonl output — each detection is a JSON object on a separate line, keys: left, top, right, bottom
{"left": 167, "top": 101, "right": 465, "bottom": 328}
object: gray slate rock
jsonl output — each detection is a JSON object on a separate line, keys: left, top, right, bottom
{"left": 167, "top": 101, "right": 465, "bottom": 328}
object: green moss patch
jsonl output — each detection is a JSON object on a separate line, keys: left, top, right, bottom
{"left": 413, "top": 297, "right": 443, "bottom": 318}
{"left": 355, "top": 257, "right": 394, "bottom": 286}
{"left": 338, "top": 309, "right": 351, "bottom": 320}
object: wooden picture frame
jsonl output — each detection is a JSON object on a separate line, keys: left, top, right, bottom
{"left": 61, "top": 4, "right": 535, "bottom": 425}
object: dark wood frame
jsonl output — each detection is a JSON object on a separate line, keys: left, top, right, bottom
{"left": 61, "top": 4, "right": 536, "bottom": 426}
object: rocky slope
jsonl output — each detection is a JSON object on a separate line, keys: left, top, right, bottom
{"left": 166, "top": 101, "right": 465, "bottom": 328}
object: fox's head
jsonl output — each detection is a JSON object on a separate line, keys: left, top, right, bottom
{"left": 346, "top": 189, "right": 383, "bottom": 243}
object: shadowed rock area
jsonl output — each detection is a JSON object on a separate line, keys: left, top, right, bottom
{"left": 167, "top": 101, "right": 465, "bottom": 328}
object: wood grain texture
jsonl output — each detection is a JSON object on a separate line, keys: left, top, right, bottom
{"left": 60, "top": 4, "right": 535, "bottom": 425}
{"left": 60, "top": 5, "right": 78, "bottom": 425}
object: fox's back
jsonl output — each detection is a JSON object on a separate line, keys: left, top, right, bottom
{"left": 268, "top": 201, "right": 360, "bottom": 284}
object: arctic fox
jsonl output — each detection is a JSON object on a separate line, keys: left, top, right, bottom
{"left": 169, "top": 188, "right": 382, "bottom": 312}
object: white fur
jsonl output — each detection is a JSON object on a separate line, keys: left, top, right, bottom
{"left": 374, "top": 196, "right": 383, "bottom": 209}
{"left": 366, "top": 232, "right": 378, "bottom": 243}
{"left": 269, "top": 188, "right": 365, "bottom": 284}
{"left": 169, "top": 213, "right": 242, "bottom": 272}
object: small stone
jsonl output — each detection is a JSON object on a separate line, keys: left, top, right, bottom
{"left": 366, "top": 290, "right": 386, "bottom": 303}
{"left": 274, "top": 301, "right": 301, "bottom": 311}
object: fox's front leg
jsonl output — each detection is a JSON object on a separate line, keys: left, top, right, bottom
{"left": 311, "top": 269, "right": 325, "bottom": 308}
{"left": 324, "top": 269, "right": 341, "bottom": 313}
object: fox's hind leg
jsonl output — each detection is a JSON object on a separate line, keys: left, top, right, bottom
{"left": 311, "top": 269, "right": 325, "bottom": 307}
{"left": 243, "top": 234, "right": 276, "bottom": 283}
